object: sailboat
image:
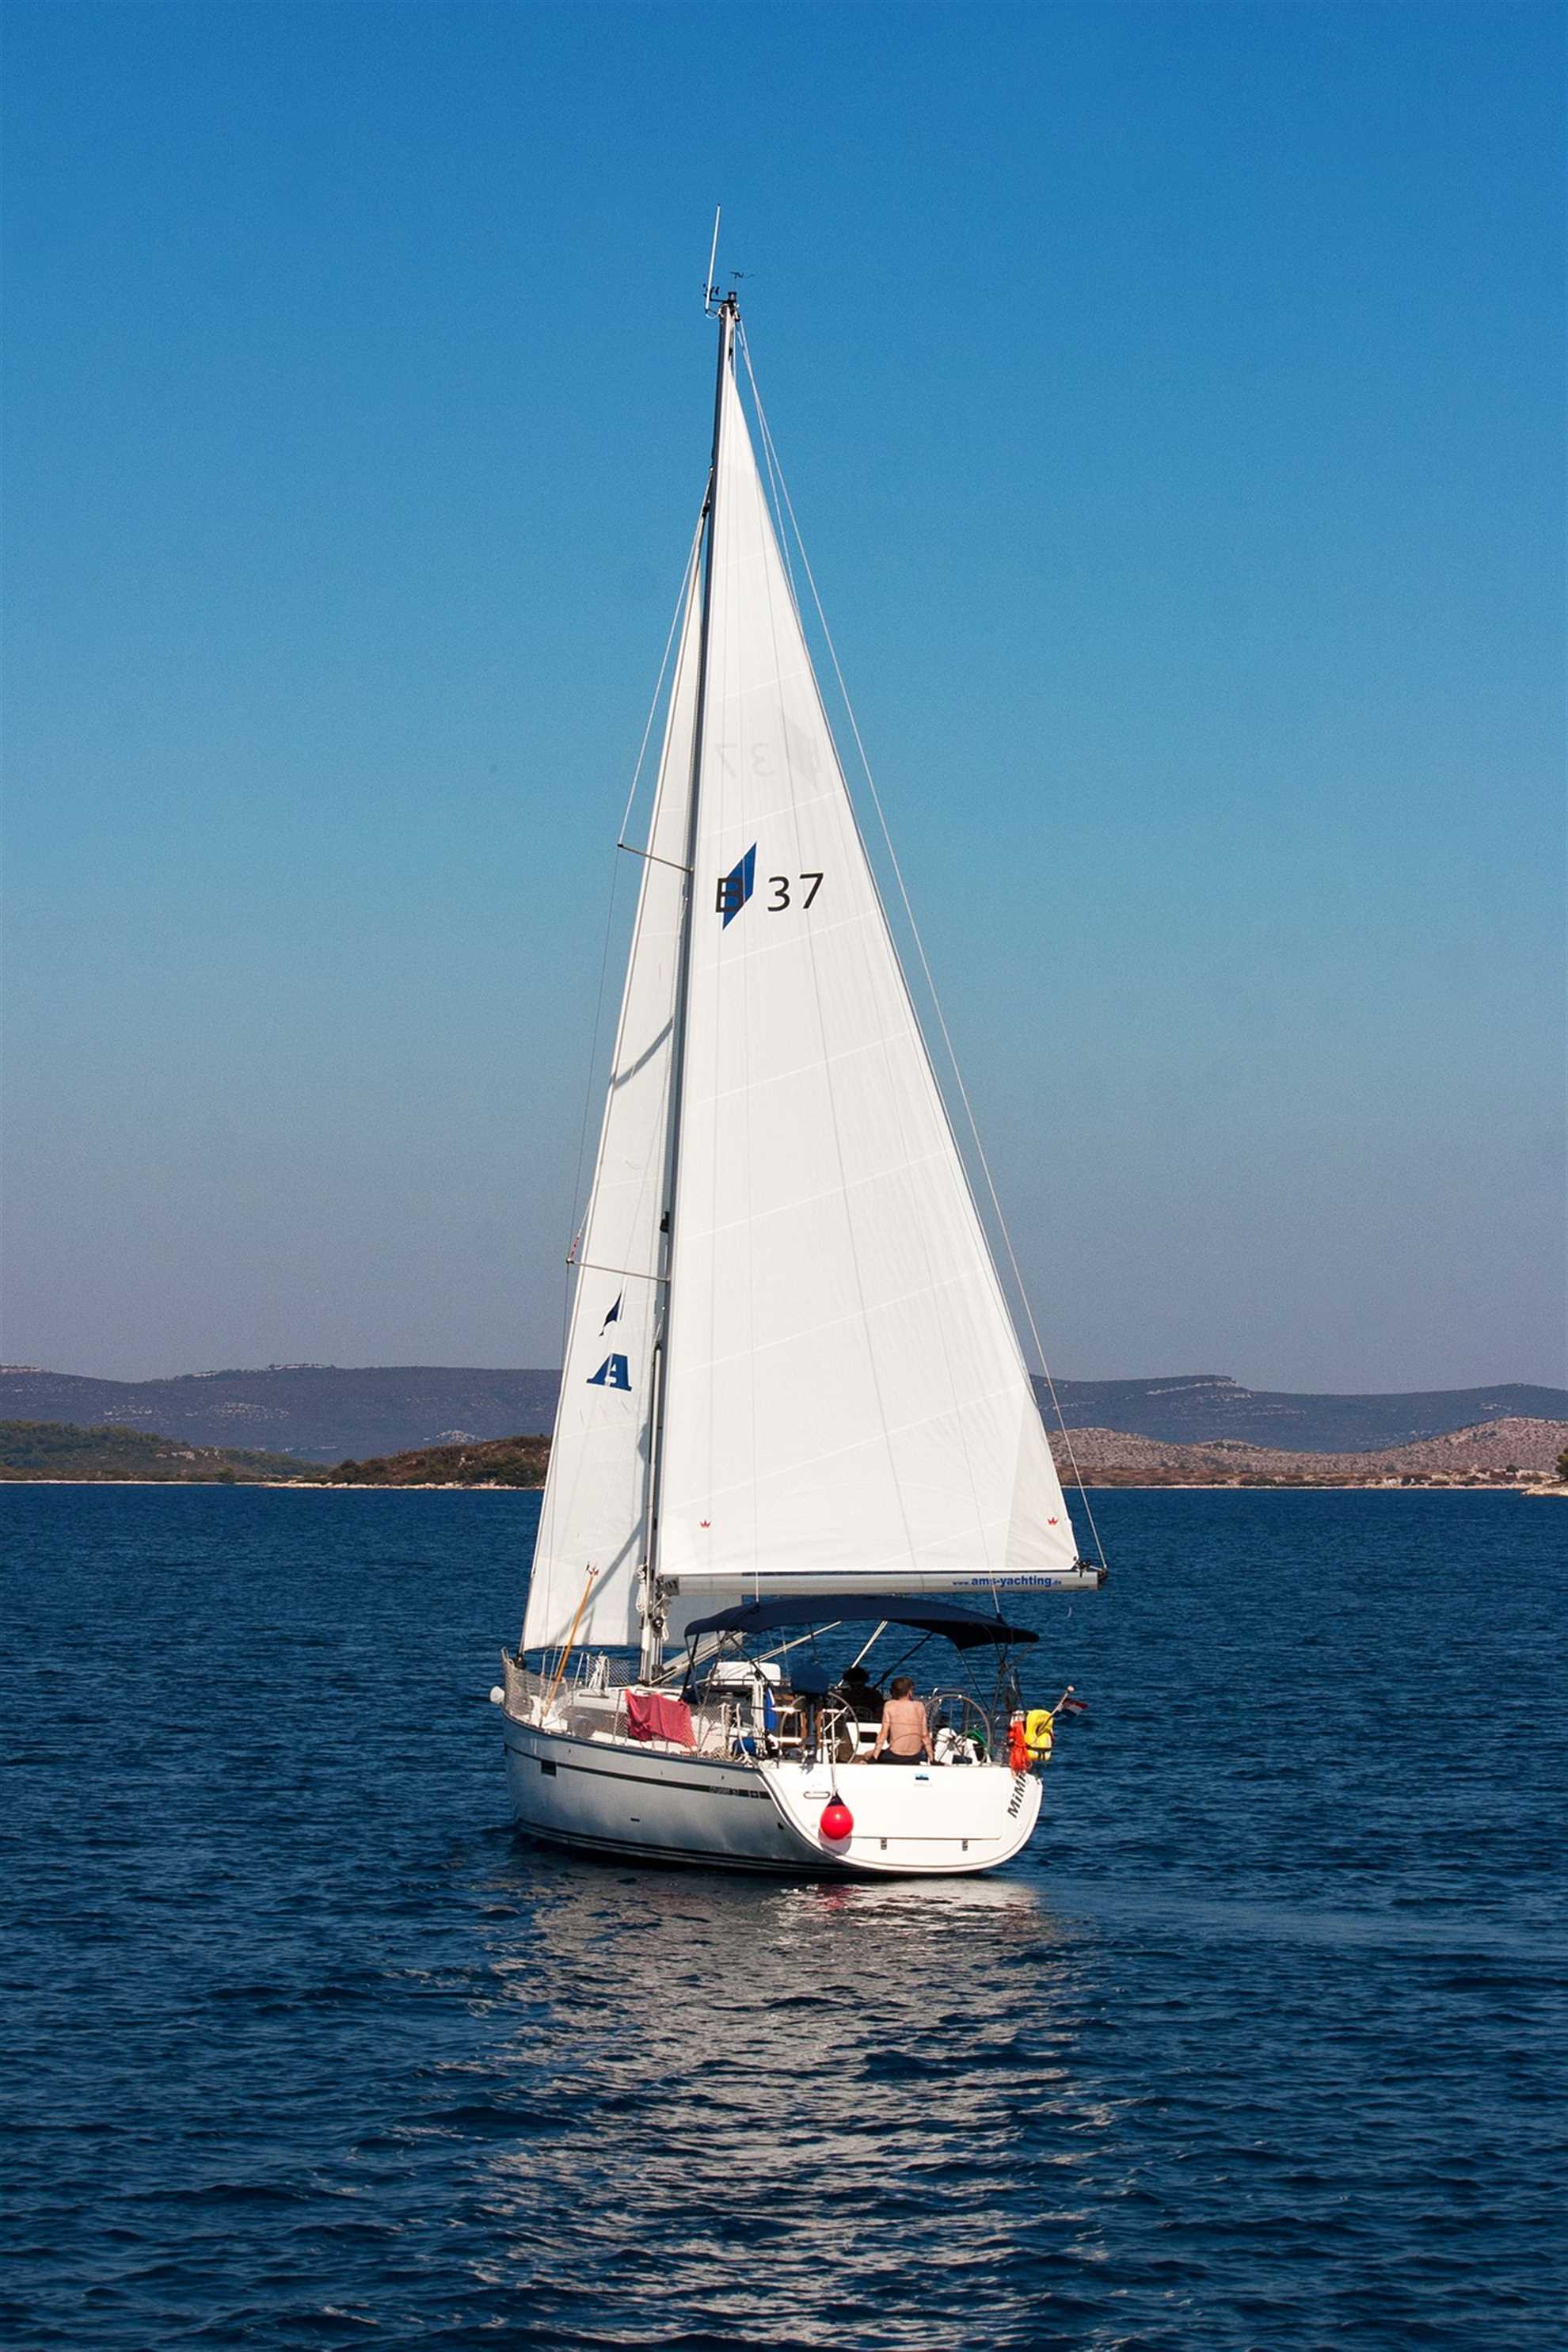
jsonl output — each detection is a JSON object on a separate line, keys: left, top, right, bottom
{"left": 497, "top": 283, "right": 1105, "bottom": 1876}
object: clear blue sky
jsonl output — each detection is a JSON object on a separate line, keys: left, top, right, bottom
{"left": 3, "top": 2, "right": 1562, "bottom": 1391}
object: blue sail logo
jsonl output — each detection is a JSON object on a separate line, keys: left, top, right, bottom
{"left": 587, "top": 1354, "right": 631, "bottom": 1391}
{"left": 715, "top": 844, "right": 756, "bottom": 927}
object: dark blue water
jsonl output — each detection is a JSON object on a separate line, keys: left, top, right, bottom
{"left": 2, "top": 1487, "right": 1562, "bottom": 2350}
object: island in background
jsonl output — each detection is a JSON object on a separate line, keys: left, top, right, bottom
{"left": 2, "top": 1364, "right": 1563, "bottom": 1463}
{"left": 0, "top": 1421, "right": 549, "bottom": 1486}
{"left": 3, "top": 1417, "right": 1563, "bottom": 1492}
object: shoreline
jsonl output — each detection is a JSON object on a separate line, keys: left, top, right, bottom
{"left": 2, "top": 1478, "right": 1556, "bottom": 1496}
{"left": 0, "top": 1477, "right": 542, "bottom": 1490}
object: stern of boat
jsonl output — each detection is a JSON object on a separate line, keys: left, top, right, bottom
{"left": 759, "top": 1757, "right": 1041, "bottom": 1875}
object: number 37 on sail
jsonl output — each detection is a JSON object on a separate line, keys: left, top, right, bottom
{"left": 495, "top": 278, "right": 1107, "bottom": 1876}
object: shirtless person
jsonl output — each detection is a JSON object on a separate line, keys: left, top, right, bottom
{"left": 870, "top": 1676, "right": 933, "bottom": 1765}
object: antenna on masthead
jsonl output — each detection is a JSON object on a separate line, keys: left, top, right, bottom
{"left": 703, "top": 206, "right": 722, "bottom": 314}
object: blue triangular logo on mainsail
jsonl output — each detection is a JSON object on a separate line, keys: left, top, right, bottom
{"left": 599, "top": 1292, "right": 622, "bottom": 1334}
{"left": 587, "top": 1354, "right": 631, "bottom": 1391}
{"left": 716, "top": 844, "right": 756, "bottom": 927}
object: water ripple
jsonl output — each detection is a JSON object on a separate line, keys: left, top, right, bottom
{"left": 1, "top": 1484, "right": 1563, "bottom": 2348}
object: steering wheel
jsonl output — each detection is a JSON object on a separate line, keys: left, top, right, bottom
{"left": 816, "top": 1699, "right": 862, "bottom": 1766}
{"left": 927, "top": 1688, "right": 990, "bottom": 1757}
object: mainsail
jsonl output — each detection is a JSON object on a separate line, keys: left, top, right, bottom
{"left": 523, "top": 561, "right": 701, "bottom": 1653}
{"left": 653, "top": 341, "right": 1079, "bottom": 1624}
{"left": 527, "top": 308, "right": 1083, "bottom": 1661}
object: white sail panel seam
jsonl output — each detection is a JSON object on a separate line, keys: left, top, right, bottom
{"left": 666, "top": 1267, "right": 999, "bottom": 1375}
{"left": 690, "top": 1026, "right": 922, "bottom": 1110}
{"left": 685, "top": 1146, "right": 952, "bottom": 1241}
{"left": 706, "top": 781, "right": 836, "bottom": 822}
{"left": 679, "top": 1400, "right": 1026, "bottom": 1532}
{"left": 708, "top": 904, "right": 873, "bottom": 968}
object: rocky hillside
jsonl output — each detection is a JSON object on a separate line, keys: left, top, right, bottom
{"left": 1051, "top": 1417, "right": 1568, "bottom": 1486}
{"left": 322, "top": 1434, "right": 550, "bottom": 1487}
{"left": 1038, "top": 1376, "right": 1568, "bottom": 1451}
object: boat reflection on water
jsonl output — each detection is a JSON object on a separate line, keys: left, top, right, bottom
{"left": 456, "top": 1849, "right": 1121, "bottom": 2344}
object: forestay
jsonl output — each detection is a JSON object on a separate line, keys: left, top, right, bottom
{"left": 523, "top": 564, "right": 701, "bottom": 1654}
{"left": 655, "top": 352, "right": 1079, "bottom": 1623}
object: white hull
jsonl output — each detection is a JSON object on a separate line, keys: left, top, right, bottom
{"left": 503, "top": 1715, "right": 1043, "bottom": 1878}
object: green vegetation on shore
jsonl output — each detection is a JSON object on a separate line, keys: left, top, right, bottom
{"left": 0, "top": 1420, "right": 318, "bottom": 1482}
{"left": 0, "top": 1419, "right": 550, "bottom": 1487}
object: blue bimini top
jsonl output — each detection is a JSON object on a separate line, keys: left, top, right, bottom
{"left": 681, "top": 1594, "right": 1037, "bottom": 1652}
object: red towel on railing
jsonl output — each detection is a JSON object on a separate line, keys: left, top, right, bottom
{"left": 625, "top": 1690, "right": 695, "bottom": 1746}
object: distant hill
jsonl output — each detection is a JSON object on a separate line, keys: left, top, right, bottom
{"left": 0, "top": 1364, "right": 1561, "bottom": 1461}
{"left": 4, "top": 1414, "right": 1558, "bottom": 1492}
{"left": 1056, "top": 1416, "right": 1568, "bottom": 1486}
{"left": 323, "top": 1434, "right": 549, "bottom": 1487}
{"left": 0, "top": 1366, "right": 559, "bottom": 1464}
{"left": 0, "top": 1419, "right": 323, "bottom": 1482}
{"left": 0, "top": 1418, "right": 544, "bottom": 1488}
{"left": 1037, "top": 1374, "right": 1568, "bottom": 1452}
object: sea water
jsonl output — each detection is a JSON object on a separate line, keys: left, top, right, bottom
{"left": 2, "top": 1486, "right": 1562, "bottom": 2350}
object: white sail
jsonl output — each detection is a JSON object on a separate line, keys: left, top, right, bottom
{"left": 655, "top": 356, "right": 1079, "bottom": 1625}
{"left": 523, "top": 560, "right": 701, "bottom": 1653}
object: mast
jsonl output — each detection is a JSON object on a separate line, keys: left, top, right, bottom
{"left": 638, "top": 291, "right": 736, "bottom": 1678}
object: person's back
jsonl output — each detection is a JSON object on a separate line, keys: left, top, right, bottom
{"left": 872, "top": 1676, "right": 932, "bottom": 1764}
